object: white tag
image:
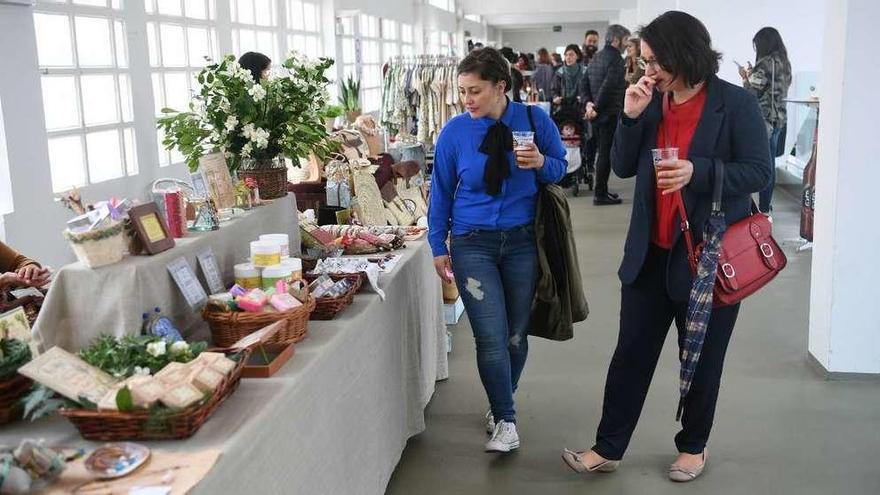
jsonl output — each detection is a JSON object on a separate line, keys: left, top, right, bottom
{"left": 197, "top": 248, "right": 225, "bottom": 294}
{"left": 166, "top": 257, "right": 208, "bottom": 310}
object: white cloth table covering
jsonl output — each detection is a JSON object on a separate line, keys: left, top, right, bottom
{"left": 5, "top": 240, "right": 446, "bottom": 495}
{"left": 33, "top": 194, "right": 301, "bottom": 352}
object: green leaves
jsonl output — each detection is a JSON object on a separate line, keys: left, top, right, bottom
{"left": 0, "top": 339, "right": 32, "bottom": 380}
{"left": 116, "top": 386, "right": 134, "bottom": 412}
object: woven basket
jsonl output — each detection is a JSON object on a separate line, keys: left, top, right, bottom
{"left": 64, "top": 221, "right": 126, "bottom": 268}
{"left": 305, "top": 272, "right": 367, "bottom": 294}
{"left": 0, "top": 374, "right": 33, "bottom": 425}
{"left": 305, "top": 274, "right": 362, "bottom": 320}
{"left": 203, "top": 296, "right": 315, "bottom": 347}
{"left": 59, "top": 348, "right": 250, "bottom": 441}
{"left": 238, "top": 167, "right": 289, "bottom": 200}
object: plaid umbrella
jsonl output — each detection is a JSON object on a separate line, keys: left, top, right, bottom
{"left": 676, "top": 209, "right": 727, "bottom": 422}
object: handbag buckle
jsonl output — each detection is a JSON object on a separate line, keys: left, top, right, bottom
{"left": 760, "top": 243, "right": 774, "bottom": 258}
{"left": 721, "top": 263, "right": 736, "bottom": 278}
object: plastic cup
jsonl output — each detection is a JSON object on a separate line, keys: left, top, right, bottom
{"left": 512, "top": 131, "right": 535, "bottom": 150}
{"left": 651, "top": 147, "right": 678, "bottom": 170}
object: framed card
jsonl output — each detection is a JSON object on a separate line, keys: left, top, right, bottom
{"left": 197, "top": 248, "right": 225, "bottom": 294}
{"left": 198, "top": 153, "right": 235, "bottom": 209}
{"left": 167, "top": 257, "right": 208, "bottom": 309}
{"left": 128, "top": 203, "right": 175, "bottom": 255}
{"left": 0, "top": 306, "right": 39, "bottom": 356}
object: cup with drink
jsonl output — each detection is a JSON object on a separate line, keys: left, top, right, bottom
{"left": 651, "top": 147, "right": 678, "bottom": 187}
{"left": 513, "top": 131, "right": 535, "bottom": 168}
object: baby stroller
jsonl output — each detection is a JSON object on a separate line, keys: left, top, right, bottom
{"left": 552, "top": 104, "right": 591, "bottom": 196}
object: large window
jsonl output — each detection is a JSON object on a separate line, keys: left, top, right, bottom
{"left": 286, "top": 0, "right": 323, "bottom": 58}
{"left": 359, "top": 14, "right": 382, "bottom": 113}
{"left": 34, "top": 1, "right": 137, "bottom": 192}
{"left": 427, "top": 29, "right": 453, "bottom": 56}
{"left": 428, "top": 0, "right": 455, "bottom": 13}
{"left": 146, "top": 0, "right": 219, "bottom": 166}
{"left": 231, "top": 0, "right": 280, "bottom": 62}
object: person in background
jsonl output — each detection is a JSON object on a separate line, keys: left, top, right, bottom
{"left": 587, "top": 24, "right": 631, "bottom": 205}
{"left": 552, "top": 52, "right": 564, "bottom": 69}
{"left": 238, "top": 51, "right": 271, "bottom": 82}
{"left": 624, "top": 37, "right": 645, "bottom": 86}
{"left": 532, "top": 48, "right": 556, "bottom": 102}
{"left": 0, "top": 241, "right": 49, "bottom": 290}
{"left": 552, "top": 44, "right": 591, "bottom": 114}
{"left": 500, "top": 47, "right": 525, "bottom": 102}
{"left": 582, "top": 29, "right": 601, "bottom": 66}
{"left": 429, "top": 47, "right": 567, "bottom": 454}
{"left": 740, "top": 27, "right": 792, "bottom": 217}
{"left": 516, "top": 54, "right": 531, "bottom": 72}
{"left": 561, "top": 11, "right": 770, "bottom": 482}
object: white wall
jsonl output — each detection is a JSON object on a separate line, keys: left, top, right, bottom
{"left": 500, "top": 22, "right": 609, "bottom": 54}
{"left": 809, "top": 0, "right": 880, "bottom": 374}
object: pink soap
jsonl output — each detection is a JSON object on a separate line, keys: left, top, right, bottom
{"left": 236, "top": 289, "right": 268, "bottom": 312}
{"left": 270, "top": 293, "right": 302, "bottom": 312}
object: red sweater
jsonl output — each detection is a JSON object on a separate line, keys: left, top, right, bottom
{"left": 652, "top": 87, "right": 707, "bottom": 249}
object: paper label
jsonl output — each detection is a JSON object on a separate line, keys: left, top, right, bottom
{"left": 140, "top": 213, "right": 167, "bottom": 243}
{"left": 197, "top": 248, "right": 225, "bottom": 294}
{"left": 166, "top": 257, "right": 208, "bottom": 310}
{"left": 252, "top": 253, "right": 281, "bottom": 267}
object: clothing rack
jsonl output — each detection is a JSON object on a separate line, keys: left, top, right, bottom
{"left": 381, "top": 55, "right": 461, "bottom": 146}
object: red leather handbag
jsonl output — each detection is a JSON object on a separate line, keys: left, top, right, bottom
{"left": 676, "top": 162, "right": 787, "bottom": 307}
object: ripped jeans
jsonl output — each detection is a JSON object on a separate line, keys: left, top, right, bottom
{"left": 450, "top": 225, "right": 538, "bottom": 424}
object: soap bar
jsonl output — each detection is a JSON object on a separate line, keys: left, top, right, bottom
{"left": 210, "top": 355, "right": 237, "bottom": 375}
{"left": 155, "top": 362, "right": 191, "bottom": 386}
{"left": 191, "top": 366, "right": 225, "bottom": 393}
{"left": 97, "top": 386, "right": 124, "bottom": 411}
{"left": 236, "top": 288, "right": 268, "bottom": 312}
{"left": 270, "top": 293, "right": 302, "bottom": 312}
{"left": 125, "top": 376, "right": 165, "bottom": 408}
{"left": 160, "top": 383, "right": 204, "bottom": 409}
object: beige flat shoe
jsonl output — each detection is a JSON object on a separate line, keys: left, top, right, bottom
{"left": 668, "top": 450, "right": 707, "bottom": 482}
{"left": 561, "top": 449, "right": 620, "bottom": 474}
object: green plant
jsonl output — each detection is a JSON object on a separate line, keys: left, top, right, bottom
{"left": 157, "top": 53, "right": 337, "bottom": 174}
{"left": 322, "top": 104, "right": 344, "bottom": 119}
{"left": 78, "top": 335, "right": 207, "bottom": 379}
{"left": 338, "top": 75, "right": 361, "bottom": 113}
{"left": 0, "top": 339, "right": 32, "bottom": 380}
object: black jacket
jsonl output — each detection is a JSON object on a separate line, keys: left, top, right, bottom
{"left": 587, "top": 43, "right": 626, "bottom": 120}
{"left": 612, "top": 75, "right": 771, "bottom": 301}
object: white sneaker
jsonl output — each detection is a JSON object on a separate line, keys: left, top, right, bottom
{"left": 485, "top": 409, "right": 495, "bottom": 434}
{"left": 485, "top": 420, "right": 520, "bottom": 453}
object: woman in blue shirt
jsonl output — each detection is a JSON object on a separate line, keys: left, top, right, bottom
{"left": 429, "top": 47, "right": 567, "bottom": 453}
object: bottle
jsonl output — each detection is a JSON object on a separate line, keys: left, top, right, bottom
{"left": 800, "top": 120, "right": 818, "bottom": 242}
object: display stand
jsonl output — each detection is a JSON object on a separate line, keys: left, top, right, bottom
{"left": 782, "top": 98, "right": 820, "bottom": 253}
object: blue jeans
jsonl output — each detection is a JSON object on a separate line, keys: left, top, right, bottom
{"left": 450, "top": 225, "right": 538, "bottom": 424}
{"left": 759, "top": 126, "right": 782, "bottom": 213}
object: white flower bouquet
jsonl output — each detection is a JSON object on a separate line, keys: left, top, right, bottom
{"left": 158, "top": 52, "right": 337, "bottom": 174}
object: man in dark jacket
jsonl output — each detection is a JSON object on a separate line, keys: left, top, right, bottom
{"left": 587, "top": 24, "right": 631, "bottom": 205}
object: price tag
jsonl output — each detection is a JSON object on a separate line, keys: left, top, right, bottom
{"left": 167, "top": 257, "right": 208, "bottom": 310}
{"left": 197, "top": 248, "right": 225, "bottom": 294}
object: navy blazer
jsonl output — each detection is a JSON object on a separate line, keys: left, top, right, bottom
{"left": 612, "top": 75, "right": 771, "bottom": 301}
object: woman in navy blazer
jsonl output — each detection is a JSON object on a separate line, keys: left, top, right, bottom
{"left": 562, "top": 11, "right": 771, "bottom": 482}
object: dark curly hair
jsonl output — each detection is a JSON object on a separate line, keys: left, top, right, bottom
{"left": 639, "top": 11, "right": 721, "bottom": 87}
{"left": 457, "top": 47, "right": 513, "bottom": 93}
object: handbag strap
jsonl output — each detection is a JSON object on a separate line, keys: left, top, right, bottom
{"left": 674, "top": 158, "right": 724, "bottom": 275}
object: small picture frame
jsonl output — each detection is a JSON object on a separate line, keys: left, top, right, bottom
{"left": 128, "top": 203, "right": 175, "bottom": 255}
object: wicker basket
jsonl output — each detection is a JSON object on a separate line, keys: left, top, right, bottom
{"left": 64, "top": 221, "right": 126, "bottom": 268}
{"left": 59, "top": 348, "right": 250, "bottom": 441}
{"left": 238, "top": 167, "right": 289, "bottom": 200}
{"left": 0, "top": 374, "right": 33, "bottom": 425}
{"left": 203, "top": 296, "right": 315, "bottom": 347}
{"left": 305, "top": 272, "right": 367, "bottom": 294}
{"left": 306, "top": 274, "right": 362, "bottom": 320}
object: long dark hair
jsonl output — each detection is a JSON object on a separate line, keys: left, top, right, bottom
{"left": 639, "top": 11, "right": 721, "bottom": 87}
{"left": 753, "top": 27, "right": 791, "bottom": 74}
{"left": 238, "top": 52, "right": 271, "bottom": 82}
{"left": 537, "top": 48, "right": 552, "bottom": 65}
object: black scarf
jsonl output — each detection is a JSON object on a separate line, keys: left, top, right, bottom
{"left": 480, "top": 119, "right": 513, "bottom": 196}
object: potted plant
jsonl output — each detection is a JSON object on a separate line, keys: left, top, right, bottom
{"left": 157, "top": 53, "right": 337, "bottom": 199}
{"left": 322, "top": 104, "right": 344, "bottom": 132}
{"left": 338, "top": 75, "right": 362, "bottom": 123}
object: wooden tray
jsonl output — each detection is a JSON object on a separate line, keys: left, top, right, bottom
{"left": 242, "top": 343, "right": 296, "bottom": 378}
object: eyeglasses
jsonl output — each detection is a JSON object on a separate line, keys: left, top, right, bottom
{"left": 637, "top": 57, "right": 661, "bottom": 71}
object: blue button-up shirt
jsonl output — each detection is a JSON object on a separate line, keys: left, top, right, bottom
{"left": 428, "top": 101, "right": 568, "bottom": 256}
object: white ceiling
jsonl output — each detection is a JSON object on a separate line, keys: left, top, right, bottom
{"left": 458, "top": 0, "right": 635, "bottom": 28}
